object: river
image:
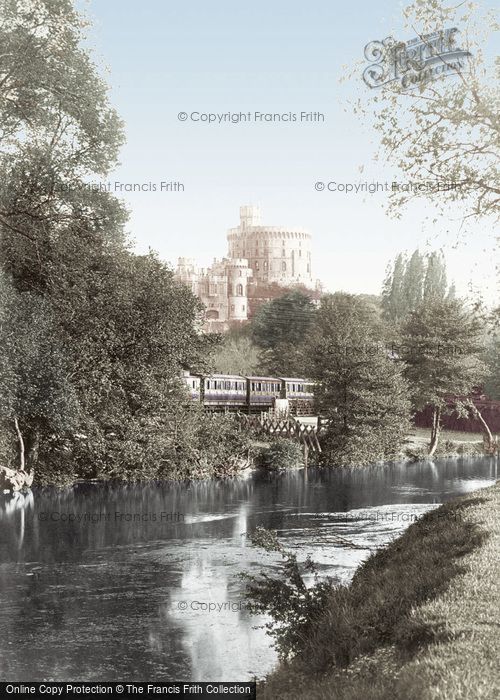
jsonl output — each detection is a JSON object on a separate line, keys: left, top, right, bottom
{"left": 0, "top": 457, "right": 497, "bottom": 681}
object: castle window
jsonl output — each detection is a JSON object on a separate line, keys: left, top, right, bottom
{"left": 282, "top": 261, "right": 286, "bottom": 271}
{"left": 299, "top": 250, "right": 301, "bottom": 257}
{"left": 236, "top": 283, "right": 243, "bottom": 296}
{"left": 231, "top": 304, "right": 235, "bottom": 311}
{"left": 255, "top": 261, "right": 259, "bottom": 270}
{"left": 264, "top": 261, "right": 268, "bottom": 270}
{"left": 282, "top": 249, "right": 286, "bottom": 256}
{"left": 242, "top": 305, "right": 245, "bottom": 311}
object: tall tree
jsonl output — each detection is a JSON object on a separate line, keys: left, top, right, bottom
{"left": 423, "top": 252, "right": 448, "bottom": 302}
{"left": 251, "top": 290, "right": 316, "bottom": 375}
{"left": 381, "top": 253, "right": 407, "bottom": 321}
{"left": 308, "top": 293, "right": 411, "bottom": 466}
{"left": 401, "top": 299, "right": 488, "bottom": 456}
{"left": 402, "top": 250, "right": 425, "bottom": 312}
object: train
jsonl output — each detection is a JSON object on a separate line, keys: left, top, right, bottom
{"left": 182, "top": 372, "right": 315, "bottom": 414}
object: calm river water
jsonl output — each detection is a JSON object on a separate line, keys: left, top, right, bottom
{"left": 0, "top": 457, "right": 497, "bottom": 681}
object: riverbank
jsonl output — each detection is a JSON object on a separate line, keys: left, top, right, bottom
{"left": 1, "top": 427, "right": 493, "bottom": 490}
{"left": 260, "top": 479, "right": 500, "bottom": 700}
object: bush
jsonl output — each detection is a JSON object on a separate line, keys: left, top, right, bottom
{"left": 243, "top": 526, "right": 332, "bottom": 661}
{"left": 258, "top": 438, "right": 304, "bottom": 470}
{"left": 34, "top": 408, "right": 254, "bottom": 484}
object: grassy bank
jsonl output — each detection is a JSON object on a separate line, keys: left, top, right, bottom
{"left": 260, "top": 479, "right": 500, "bottom": 700}
{"left": 404, "top": 428, "right": 488, "bottom": 460}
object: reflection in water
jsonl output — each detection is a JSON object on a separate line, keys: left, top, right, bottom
{"left": 0, "top": 457, "right": 497, "bottom": 681}
{"left": 0, "top": 490, "right": 34, "bottom": 553}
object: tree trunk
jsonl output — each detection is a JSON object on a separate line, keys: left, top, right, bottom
{"left": 428, "top": 405, "right": 441, "bottom": 457}
{"left": 13, "top": 417, "right": 25, "bottom": 471}
{"left": 25, "top": 430, "right": 39, "bottom": 469}
{"left": 468, "top": 403, "right": 494, "bottom": 451}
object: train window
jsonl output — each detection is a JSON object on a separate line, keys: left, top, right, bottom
{"left": 251, "top": 382, "right": 255, "bottom": 391}
{"left": 206, "top": 380, "right": 210, "bottom": 389}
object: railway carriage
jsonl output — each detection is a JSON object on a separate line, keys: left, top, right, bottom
{"left": 246, "top": 376, "right": 283, "bottom": 411}
{"left": 182, "top": 372, "right": 316, "bottom": 414}
{"left": 280, "top": 377, "right": 315, "bottom": 415}
{"left": 203, "top": 374, "right": 247, "bottom": 410}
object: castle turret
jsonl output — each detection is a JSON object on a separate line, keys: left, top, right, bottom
{"left": 226, "top": 258, "right": 252, "bottom": 321}
{"left": 239, "top": 204, "right": 261, "bottom": 230}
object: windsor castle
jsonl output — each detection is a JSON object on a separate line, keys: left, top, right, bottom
{"left": 175, "top": 206, "right": 319, "bottom": 331}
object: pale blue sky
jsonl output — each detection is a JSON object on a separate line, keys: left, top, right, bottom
{"left": 80, "top": 0, "right": 498, "bottom": 303}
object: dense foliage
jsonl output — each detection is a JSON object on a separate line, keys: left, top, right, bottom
{"left": 251, "top": 290, "right": 316, "bottom": 376}
{"left": 0, "top": 0, "right": 248, "bottom": 483}
{"left": 258, "top": 438, "right": 304, "bottom": 471}
{"left": 211, "top": 329, "right": 261, "bottom": 376}
{"left": 307, "top": 293, "right": 411, "bottom": 466}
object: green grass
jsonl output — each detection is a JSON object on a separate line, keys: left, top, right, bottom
{"left": 260, "top": 482, "right": 500, "bottom": 700}
{"left": 408, "top": 427, "right": 485, "bottom": 445}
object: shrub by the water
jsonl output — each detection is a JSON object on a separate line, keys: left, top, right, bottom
{"left": 33, "top": 409, "right": 254, "bottom": 484}
{"left": 243, "top": 526, "right": 332, "bottom": 661}
{"left": 258, "top": 438, "right": 304, "bottom": 470}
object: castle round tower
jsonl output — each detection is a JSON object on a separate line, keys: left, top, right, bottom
{"left": 227, "top": 205, "right": 313, "bottom": 287}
